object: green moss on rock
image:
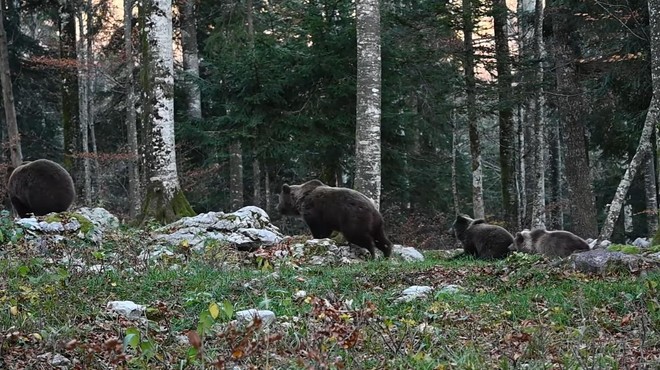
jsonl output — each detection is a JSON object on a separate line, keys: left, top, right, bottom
{"left": 43, "top": 212, "right": 95, "bottom": 234}
{"left": 607, "top": 244, "right": 641, "bottom": 254}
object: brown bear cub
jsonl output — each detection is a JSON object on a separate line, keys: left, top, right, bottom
{"left": 7, "top": 159, "right": 75, "bottom": 218}
{"left": 511, "top": 229, "right": 590, "bottom": 258}
{"left": 451, "top": 214, "right": 513, "bottom": 259}
{"left": 277, "top": 179, "right": 392, "bottom": 259}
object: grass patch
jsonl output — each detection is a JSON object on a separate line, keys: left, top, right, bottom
{"left": 0, "top": 231, "right": 659, "bottom": 369}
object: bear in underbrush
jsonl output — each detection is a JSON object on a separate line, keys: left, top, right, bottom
{"left": 451, "top": 214, "right": 513, "bottom": 259}
{"left": 7, "top": 159, "right": 75, "bottom": 218}
{"left": 277, "top": 179, "right": 392, "bottom": 259}
{"left": 511, "top": 229, "right": 590, "bottom": 258}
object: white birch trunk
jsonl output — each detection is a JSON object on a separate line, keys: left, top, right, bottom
{"left": 530, "top": 0, "right": 546, "bottom": 229}
{"left": 644, "top": 155, "right": 658, "bottom": 235}
{"left": 125, "top": 0, "right": 140, "bottom": 217}
{"left": 148, "top": 0, "right": 178, "bottom": 197}
{"left": 0, "top": 5, "right": 22, "bottom": 167}
{"left": 355, "top": 0, "right": 382, "bottom": 209}
{"left": 77, "top": 11, "right": 92, "bottom": 205}
{"left": 138, "top": 0, "right": 194, "bottom": 225}
{"left": 599, "top": 0, "right": 660, "bottom": 240}
{"left": 229, "top": 141, "right": 244, "bottom": 211}
{"left": 518, "top": 105, "right": 526, "bottom": 225}
{"left": 181, "top": 0, "right": 201, "bottom": 119}
{"left": 624, "top": 203, "right": 633, "bottom": 235}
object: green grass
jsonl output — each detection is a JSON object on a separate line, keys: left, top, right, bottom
{"left": 0, "top": 231, "right": 659, "bottom": 369}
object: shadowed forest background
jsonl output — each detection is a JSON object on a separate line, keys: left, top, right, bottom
{"left": 0, "top": 0, "right": 657, "bottom": 245}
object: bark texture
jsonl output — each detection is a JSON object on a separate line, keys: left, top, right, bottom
{"left": 180, "top": 0, "right": 201, "bottom": 119}
{"left": 0, "top": 4, "right": 22, "bottom": 166}
{"left": 139, "top": 0, "right": 194, "bottom": 224}
{"left": 59, "top": 1, "right": 80, "bottom": 193}
{"left": 229, "top": 141, "right": 244, "bottom": 211}
{"left": 644, "top": 155, "right": 658, "bottom": 235}
{"left": 463, "top": 0, "right": 485, "bottom": 219}
{"left": 77, "top": 9, "right": 92, "bottom": 205}
{"left": 529, "top": 0, "right": 546, "bottom": 229}
{"left": 451, "top": 119, "right": 460, "bottom": 215}
{"left": 355, "top": 0, "right": 382, "bottom": 208}
{"left": 550, "top": 6, "right": 598, "bottom": 238}
{"left": 547, "top": 117, "right": 563, "bottom": 229}
{"left": 125, "top": 0, "right": 140, "bottom": 217}
{"left": 493, "top": 0, "right": 518, "bottom": 228}
{"left": 253, "top": 158, "right": 262, "bottom": 207}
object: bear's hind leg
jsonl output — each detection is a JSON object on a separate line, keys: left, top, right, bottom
{"left": 345, "top": 233, "right": 377, "bottom": 259}
{"left": 10, "top": 196, "right": 31, "bottom": 218}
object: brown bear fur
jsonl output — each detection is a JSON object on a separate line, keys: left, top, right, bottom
{"left": 511, "top": 229, "right": 590, "bottom": 258}
{"left": 451, "top": 214, "right": 513, "bottom": 259}
{"left": 7, "top": 159, "right": 75, "bottom": 218}
{"left": 277, "top": 179, "right": 392, "bottom": 259}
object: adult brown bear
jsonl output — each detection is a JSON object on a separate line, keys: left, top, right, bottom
{"left": 511, "top": 229, "right": 590, "bottom": 258}
{"left": 277, "top": 179, "right": 392, "bottom": 259}
{"left": 7, "top": 159, "right": 75, "bottom": 218}
{"left": 451, "top": 214, "right": 513, "bottom": 259}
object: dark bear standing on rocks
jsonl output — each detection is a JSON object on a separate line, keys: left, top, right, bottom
{"left": 511, "top": 229, "right": 590, "bottom": 258}
{"left": 277, "top": 179, "right": 392, "bottom": 259}
{"left": 451, "top": 214, "right": 513, "bottom": 259}
{"left": 7, "top": 159, "right": 75, "bottom": 218}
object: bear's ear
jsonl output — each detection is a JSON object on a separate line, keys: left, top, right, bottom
{"left": 472, "top": 219, "right": 486, "bottom": 225}
{"left": 515, "top": 232, "right": 524, "bottom": 244}
{"left": 282, "top": 184, "right": 291, "bottom": 194}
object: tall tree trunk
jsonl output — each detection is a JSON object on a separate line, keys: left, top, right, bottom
{"left": 354, "top": 0, "right": 382, "bottom": 208}
{"left": 600, "top": 0, "right": 660, "bottom": 241}
{"left": 547, "top": 117, "right": 563, "bottom": 229}
{"left": 493, "top": 0, "right": 517, "bottom": 228}
{"left": 253, "top": 157, "right": 261, "bottom": 207}
{"left": 463, "top": 0, "right": 485, "bottom": 219}
{"left": 644, "top": 155, "right": 658, "bottom": 235}
{"left": 125, "top": 0, "right": 140, "bottom": 218}
{"left": 59, "top": 0, "right": 80, "bottom": 193}
{"left": 77, "top": 10, "right": 92, "bottom": 205}
{"left": 229, "top": 141, "right": 244, "bottom": 210}
{"left": 550, "top": 6, "right": 598, "bottom": 238}
{"left": 451, "top": 118, "right": 460, "bottom": 215}
{"left": 517, "top": 105, "right": 528, "bottom": 226}
{"left": 180, "top": 0, "right": 201, "bottom": 119}
{"left": 0, "top": 4, "right": 22, "bottom": 167}
{"left": 138, "top": 0, "right": 194, "bottom": 224}
{"left": 86, "top": 0, "right": 98, "bottom": 195}
{"left": 517, "top": 0, "right": 532, "bottom": 228}
{"left": 264, "top": 167, "right": 271, "bottom": 213}
{"left": 529, "top": 0, "right": 546, "bottom": 229}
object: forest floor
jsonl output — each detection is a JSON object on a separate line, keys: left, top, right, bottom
{"left": 0, "top": 226, "right": 659, "bottom": 369}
